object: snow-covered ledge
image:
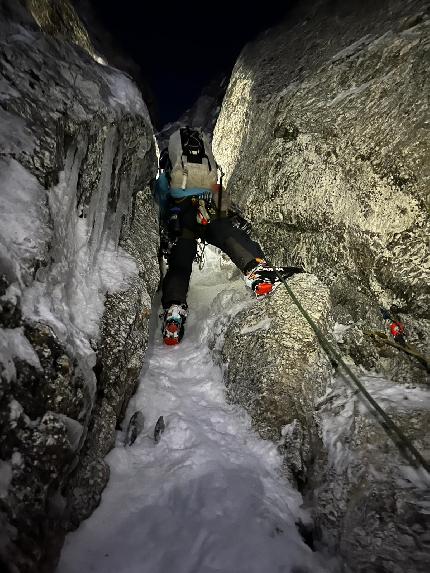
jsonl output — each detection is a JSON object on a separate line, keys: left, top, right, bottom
{"left": 0, "top": 2, "right": 159, "bottom": 570}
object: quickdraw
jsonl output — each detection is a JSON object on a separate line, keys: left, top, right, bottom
{"left": 195, "top": 239, "right": 206, "bottom": 270}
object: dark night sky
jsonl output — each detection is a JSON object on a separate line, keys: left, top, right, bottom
{"left": 88, "top": 0, "right": 298, "bottom": 127}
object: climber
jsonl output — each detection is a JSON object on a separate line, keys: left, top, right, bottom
{"left": 154, "top": 126, "right": 303, "bottom": 345}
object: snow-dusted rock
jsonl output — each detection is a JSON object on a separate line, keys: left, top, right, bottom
{"left": 0, "top": 1, "right": 158, "bottom": 570}
{"left": 312, "top": 374, "right": 430, "bottom": 573}
{"left": 221, "top": 274, "right": 333, "bottom": 484}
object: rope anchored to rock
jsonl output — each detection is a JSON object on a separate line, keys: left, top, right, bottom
{"left": 267, "top": 262, "right": 430, "bottom": 474}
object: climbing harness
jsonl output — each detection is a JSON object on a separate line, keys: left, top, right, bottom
{"left": 266, "top": 260, "right": 430, "bottom": 473}
{"left": 196, "top": 199, "right": 211, "bottom": 225}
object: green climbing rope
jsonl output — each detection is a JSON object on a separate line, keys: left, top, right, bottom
{"left": 270, "top": 264, "right": 430, "bottom": 474}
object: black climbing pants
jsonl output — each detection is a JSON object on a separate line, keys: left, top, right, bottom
{"left": 161, "top": 199, "right": 264, "bottom": 308}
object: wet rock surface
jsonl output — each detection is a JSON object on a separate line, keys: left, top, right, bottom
{"left": 213, "top": 0, "right": 430, "bottom": 570}
{"left": 0, "top": 1, "right": 158, "bottom": 570}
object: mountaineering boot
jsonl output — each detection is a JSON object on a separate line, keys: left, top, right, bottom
{"left": 245, "top": 259, "right": 304, "bottom": 300}
{"left": 161, "top": 303, "right": 188, "bottom": 345}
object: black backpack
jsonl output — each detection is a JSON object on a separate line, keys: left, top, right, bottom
{"left": 179, "top": 127, "right": 207, "bottom": 165}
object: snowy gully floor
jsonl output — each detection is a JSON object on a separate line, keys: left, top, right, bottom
{"left": 58, "top": 250, "right": 330, "bottom": 573}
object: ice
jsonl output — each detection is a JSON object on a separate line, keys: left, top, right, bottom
{"left": 22, "top": 137, "right": 137, "bottom": 366}
{"left": 328, "top": 80, "right": 372, "bottom": 106}
{"left": 88, "top": 126, "right": 117, "bottom": 259}
{"left": 0, "top": 331, "right": 16, "bottom": 383}
{"left": 0, "top": 119, "right": 137, "bottom": 404}
{"left": 57, "top": 248, "right": 331, "bottom": 573}
{"left": 0, "top": 157, "right": 50, "bottom": 284}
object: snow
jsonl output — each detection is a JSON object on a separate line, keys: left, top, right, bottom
{"left": 11, "top": 452, "right": 23, "bottom": 468}
{"left": 9, "top": 399, "right": 24, "bottom": 429}
{"left": 332, "top": 322, "right": 351, "bottom": 344}
{"left": 0, "top": 328, "right": 41, "bottom": 370}
{"left": 56, "top": 414, "right": 84, "bottom": 451}
{"left": 57, "top": 248, "right": 331, "bottom": 573}
{"left": 104, "top": 68, "right": 151, "bottom": 123}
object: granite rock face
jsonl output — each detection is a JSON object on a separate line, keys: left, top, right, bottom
{"left": 220, "top": 274, "right": 333, "bottom": 487}
{"left": 0, "top": 1, "right": 158, "bottom": 570}
{"left": 213, "top": 0, "right": 430, "bottom": 570}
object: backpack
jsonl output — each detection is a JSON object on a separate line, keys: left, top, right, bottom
{"left": 167, "top": 127, "right": 218, "bottom": 191}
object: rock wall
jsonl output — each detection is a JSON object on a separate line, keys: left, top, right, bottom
{"left": 219, "top": 275, "right": 334, "bottom": 487}
{"left": 213, "top": 0, "right": 430, "bottom": 570}
{"left": 0, "top": 1, "right": 158, "bottom": 571}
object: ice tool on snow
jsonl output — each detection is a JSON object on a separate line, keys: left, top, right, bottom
{"left": 161, "top": 303, "right": 188, "bottom": 345}
{"left": 245, "top": 259, "right": 304, "bottom": 300}
{"left": 124, "top": 411, "right": 145, "bottom": 446}
{"left": 154, "top": 416, "right": 165, "bottom": 443}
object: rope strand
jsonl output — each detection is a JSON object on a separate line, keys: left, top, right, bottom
{"left": 268, "top": 263, "right": 430, "bottom": 473}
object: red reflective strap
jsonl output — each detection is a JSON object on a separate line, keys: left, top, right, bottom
{"left": 255, "top": 282, "right": 273, "bottom": 297}
{"left": 390, "top": 321, "right": 405, "bottom": 336}
{"left": 197, "top": 211, "right": 208, "bottom": 225}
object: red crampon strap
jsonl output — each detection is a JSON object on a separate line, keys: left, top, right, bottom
{"left": 255, "top": 282, "right": 273, "bottom": 297}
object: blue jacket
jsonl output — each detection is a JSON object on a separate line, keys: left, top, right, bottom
{"left": 154, "top": 172, "right": 210, "bottom": 217}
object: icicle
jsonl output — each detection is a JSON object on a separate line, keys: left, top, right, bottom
{"left": 88, "top": 125, "right": 118, "bottom": 260}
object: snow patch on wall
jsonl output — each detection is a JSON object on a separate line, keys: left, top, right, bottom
{"left": 0, "top": 328, "right": 41, "bottom": 370}
{"left": 319, "top": 373, "right": 430, "bottom": 474}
